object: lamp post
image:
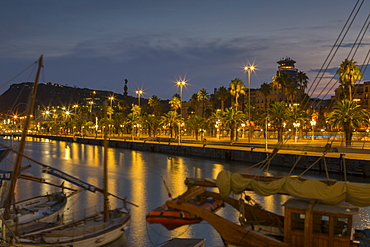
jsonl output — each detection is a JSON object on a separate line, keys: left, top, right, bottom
{"left": 293, "top": 122, "right": 300, "bottom": 142}
{"left": 265, "top": 116, "right": 268, "bottom": 151}
{"left": 244, "top": 65, "right": 256, "bottom": 143}
{"left": 135, "top": 90, "right": 143, "bottom": 106}
{"left": 108, "top": 95, "right": 115, "bottom": 119}
{"left": 176, "top": 80, "right": 186, "bottom": 145}
{"left": 310, "top": 119, "right": 316, "bottom": 140}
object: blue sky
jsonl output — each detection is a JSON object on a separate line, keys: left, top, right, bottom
{"left": 0, "top": 0, "right": 369, "bottom": 101}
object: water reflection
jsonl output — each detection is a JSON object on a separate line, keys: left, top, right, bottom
{"left": 2, "top": 137, "right": 370, "bottom": 246}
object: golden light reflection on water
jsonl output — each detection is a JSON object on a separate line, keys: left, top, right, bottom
{"left": 11, "top": 138, "right": 370, "bottom": 246}
{"left": 128, "top": 151, "right": 147, "bottom": 246}
{"left": 166, "top": 157, "right": 187, "bottom": 198}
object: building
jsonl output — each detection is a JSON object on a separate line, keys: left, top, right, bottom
{"left": 254, "top": 56, "right": 304, "bottom": 111}
{"left": 334, "top": 81, "right": 370, "bottom": 108}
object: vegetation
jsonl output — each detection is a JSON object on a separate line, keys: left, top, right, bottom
{"left": 4, "top": 58, "right": 370, "bottom": 148}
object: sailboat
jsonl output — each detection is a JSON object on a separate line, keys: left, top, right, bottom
{"left": 0, "top": 56, "right": 68, "bottom": 241}
{"left": 0, "top": 56, "right": 132, "bottom": 246}
{"left": 159, "top": 168, "right": 370, "bottom": 247}
{"left": 15, "top": 102, "right": 132, "bottom": 247}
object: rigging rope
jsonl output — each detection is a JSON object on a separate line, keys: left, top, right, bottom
{"left": 304, "top": 0, "right": 365, "bottom": 111}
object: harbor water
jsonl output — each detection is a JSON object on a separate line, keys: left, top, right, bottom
{"left": 1, "top": 136, "right": 370, "bottom": 246}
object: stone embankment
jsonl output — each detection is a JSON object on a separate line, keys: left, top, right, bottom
{"left": 26, "top": 135, "right": 370, "bottom": 177}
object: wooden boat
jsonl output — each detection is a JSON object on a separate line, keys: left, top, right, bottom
{"left": 18, "top": 207, "right": 130, "bottom": 247}
{"left": 163, "top": 171, "right": 368, "bottom": 247}
{"left": 146, "top": 187, "right": 225, "bottom": 230}
{"left": 0, "top": 56, "right": 68, "bottom": 243}
{"left": 0, "top": 56, "right": 133, "bottom": 246}
{"left": 5, "top": 191, "right": 67, "bottom": 234}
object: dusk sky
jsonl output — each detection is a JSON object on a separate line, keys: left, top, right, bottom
{"left": 1, "top": 1, "right": 369, "bottom": 101}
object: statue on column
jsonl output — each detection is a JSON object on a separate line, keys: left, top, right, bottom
{"left": 123, "top": 79, "right": 128, "bottom": 97}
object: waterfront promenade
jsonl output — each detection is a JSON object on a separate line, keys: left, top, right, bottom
{"left": 24, "top": 132, "right": 370, "bottom": 161}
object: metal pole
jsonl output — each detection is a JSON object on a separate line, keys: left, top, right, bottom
{"left": 178, "top": 86, "right": 182, "bottom": 145}
{"left": 248, "top": 70, "right": 251, "bottom": 144}
{"left": 265, "top": 117, "right": 268, "bottom": 151}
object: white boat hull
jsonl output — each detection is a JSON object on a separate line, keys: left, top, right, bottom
{"left": 19, "top": 208, "right": 130, "bottom": 247}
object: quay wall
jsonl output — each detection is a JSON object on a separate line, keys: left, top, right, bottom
{"left": 29, "top": 135, "right": 370, "bottom": 177}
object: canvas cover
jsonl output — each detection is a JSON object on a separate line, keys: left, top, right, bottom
{"left": 216, "top": 170, "right": 370, "bottom": 207}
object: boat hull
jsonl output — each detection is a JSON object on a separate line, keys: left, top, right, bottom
{"left": 146, "top": 195, "right": 224, "bottom": 230}
{"left": 19, "top": 208, "right": 130, "bottom": 247}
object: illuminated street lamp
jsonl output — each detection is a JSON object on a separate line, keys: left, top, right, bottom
{"left": 244, "top": 65, "right": 256, "bottom": 143}
{"left": 108, "top": 95, "right": 115, "bottom": 119}
{"left": 135, "top": 90, "right": 143, "bottom": 106}
{"left": 293, "top": 122, "right": 300, "bottom": 142}
{"left": 176, "top": 80, "right": 187, "bottom": 145}
{"left": 310, "top": 119, "right": 316, "bottom": 140}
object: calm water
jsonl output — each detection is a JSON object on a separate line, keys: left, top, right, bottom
{"left": 1, "top": 136, "right": 370, "bottom": 246}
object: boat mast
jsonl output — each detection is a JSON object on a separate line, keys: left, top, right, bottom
{"left": 4, "top": 55, "right": 43, "bottom": 218}
{"left": 103, "top": 102, "right": 109, "bottom": 222}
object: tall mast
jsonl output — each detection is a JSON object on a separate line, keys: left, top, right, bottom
{"left": 103, "top": 102, "right": 109, "bottom": 222}
{"left": 4, "top": 55, "right": 43, "bottom": 218}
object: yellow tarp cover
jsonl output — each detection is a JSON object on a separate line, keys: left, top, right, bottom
{"left": 215, "top": 170, "right": 370, "bottom": 207}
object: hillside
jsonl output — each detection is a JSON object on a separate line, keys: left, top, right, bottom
{"left": 0, "top": 82, "right": 144, "bottom": 115}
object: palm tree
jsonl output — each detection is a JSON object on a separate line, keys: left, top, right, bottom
{"left": 217, "top": 86, "right": 229, "bottom": 111}
{"left": 160, "top": 111, "right": 180, "bottom": 138}
{"left": 327, "top": 99, "right": 369, "bottom": 147}
{"left": 273, "top": 72, "right": 293, "bottom": 102}
{"left": 297, "top": 71, "right": 309, "bottom": 91}
{"left": 268, "top": 101, "right": 289, "bottom": 143}
{"left": 141, "top": 114, "right": 161, "bottom": 137}
{"left": 337, "top": 59, "right": 362, "bottom": 101}
{"left": 222, "top": 107, "right": 245, "bottom": 143}
{"left": 229, "top": 78, "right": 246, "bottom": 110}
{"left": 169, "top": 95, "right": 181, "bottom": 113}
{"left": 197, "top": 88, "right": 209, "bottom": 117}
{"left": 148, "top": 95, "right": 163, "bottom": 115}
{"left": 186, "top": 115, "right": 206, "bottom": 140}
{"left": 260, "top": 82, "right": 272, "bottom": 112}
{"left": 189, "top": 93, "right": 200, "bottom": 115}
{"left": 286, "top": 106, "right": 309, "bottom": 140}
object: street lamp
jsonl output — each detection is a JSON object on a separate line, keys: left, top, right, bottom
{"left": 310, "top": 119, "right": 316, "bottom": 140}
{"left": 135, "top": 90, "right": 143, "bottom": 106}
{"left": 293, "top": 122, "right": 300, "bottom": 142}
{"left": 108, "top": 95, "right": 115, "bottom": 119}
{"left": 244, "top": 65, "right": 256, "bottom": 143}
{"left": 176, "top": 80, "right": 187, "bottom": 145}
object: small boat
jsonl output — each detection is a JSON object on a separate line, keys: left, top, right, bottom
{"left": 18, "top": 207, "right": 130, "bottom": 246}
{"left": 146, "top": 186, "right": 224, "bottom": 230}
{"left": 5, "top": 191, "right": 67, "bottom": 234}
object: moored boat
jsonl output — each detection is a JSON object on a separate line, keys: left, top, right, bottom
{"left": 146, "top": 187, "right": 224, "bottom": 230}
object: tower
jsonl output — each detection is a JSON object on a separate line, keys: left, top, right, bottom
{"left": 276, "top": 56, "right": 298, "bottom": 83}
{"left": 123, "top": 79, "right": 128, "bottom": 97}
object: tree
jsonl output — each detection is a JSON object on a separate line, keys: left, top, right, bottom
{"left": 327, "top": 99, "right": 369, "bottom": 147}
{"left": 186, "top": 115, "right": 206, "bottom": 140}
{"left": 222, "top": 107, "right": 245, "bottom": 143}
{"left": 216, "top": 86, "right": 229, "bottom": 111}
{"left": 141, "top": 114, "right": 161, "bottom": 137}
{"left": 229, "top": 78, "right": 246, "bottom": 110}
{"left": 268, "top": 101, "right": 289, "bottom": 143}
{"left": 297, "top": 71, "right": 309, "bottom": 91}
{"left": 197, "top": 88, "right": 209, "bottom": 117}
{"left": 272, "top": 72, "right": 293, "bottom": 102}
{"left": 160, "top": 111, "right": 180, "bottom": 138}
{"left": 148, "top": 95, "right": 163, "bottom": 115}
{"left": 259, "top": 82, "right": 272, "bottom": 112}
{"left": 190, "top": 93, "right": 200, "bottom": 116}
{"left": 169, "top": 95, "right": 181, "bottom": 112}
{"left": 337, "top": 59, "right": 362, "bottom": 101}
